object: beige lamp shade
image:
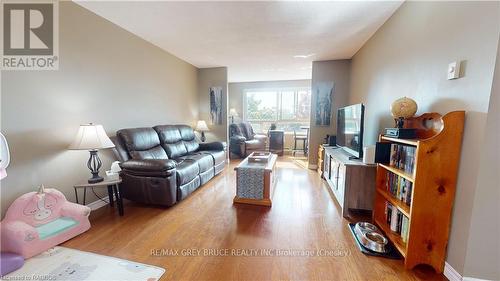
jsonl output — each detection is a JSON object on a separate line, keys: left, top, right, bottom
{"left": 69, "top": 124, "right": 115, "bottom": 150}
{"left": 195, "top": 120, "right": 209, "bottom": 132}
{"left": 229, "top": 108, "right": 238, "bottom": 117}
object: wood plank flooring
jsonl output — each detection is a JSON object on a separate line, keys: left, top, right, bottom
{"left": 63, "top": 158, "right": 446, "bottom": 281}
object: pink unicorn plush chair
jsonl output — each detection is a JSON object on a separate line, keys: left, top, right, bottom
{"left": 0, "top": 186, "right": 91, "bottom": 258}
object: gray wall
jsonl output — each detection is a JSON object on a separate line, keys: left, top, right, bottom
{"left": 0, "top": 2, "right": 198, "bottom": 216}
{"left": 349, "top": 1, "right": 499, "bottom": 276}
{"left": 463, "top": 40, "right": 500, "bottom": 280}
{"left": 309, "top": 60, "right": 351, "bottom": 167}
{"left": 197, "top": 67, "right": 228, "bottom": 143}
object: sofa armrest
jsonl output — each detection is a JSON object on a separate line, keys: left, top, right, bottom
{"left": 120, "top": 159, "right": 176, "bottom": 177}
{"left": 198, "top": 141, "right": 225, "bottom": 151}
{"left": 253, "top": 134, "right": 268, "bottom": 143}
{"left": 60, "top": 203, "right": 91, "bottom": 219}
{"left": 230, "top": 135, "right": 246, "bottom": 144}
{"left": 1, "top": 221, "right": 39, "bottom": 242}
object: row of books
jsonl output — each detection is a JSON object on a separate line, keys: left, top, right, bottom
{"left": 386, "top": 172, "right": 413, "bottom": 206}
{"left": 385, "top": 202, "right": 410, "bottom": 243}
{"left": 389, "top": 144, "right": 416, "bottom": 174}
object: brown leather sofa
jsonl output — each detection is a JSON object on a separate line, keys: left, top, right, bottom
{"left": 112, "top": 125, "right": 226, "bottom": 206}
{"left": 229, "top": 122, "right": 268, "bottom": 158}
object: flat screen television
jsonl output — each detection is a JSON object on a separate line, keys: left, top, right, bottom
{"left": 336, "top": 103, "right": 365, "bottom": 159}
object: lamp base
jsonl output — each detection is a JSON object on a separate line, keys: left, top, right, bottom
{"left": 87, "top": 150, "right": 104, "bottom": 184}
{"left": 200, "top": 132, "right": 206, "bottom": 143}
{"left": 88, "top": 175, "right": 104, "bottom": 184}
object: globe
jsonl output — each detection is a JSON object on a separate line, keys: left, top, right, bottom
{"left": 390, "top": 97, "right": 418, "bottom": 119}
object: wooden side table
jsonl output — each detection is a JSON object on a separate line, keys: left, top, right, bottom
{"left": 74, "top": 177, "right": 124, "bottom": 216}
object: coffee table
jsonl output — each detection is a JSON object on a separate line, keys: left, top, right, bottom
{"left": 233, "top": 153, "right": 277, "bottom": 206}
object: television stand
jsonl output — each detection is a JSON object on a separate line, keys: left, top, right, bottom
{"left": 322, "top": 147, "right": 376, "bottom": 218}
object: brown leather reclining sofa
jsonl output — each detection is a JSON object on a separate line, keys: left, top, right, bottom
{"left": 112, "top": 125, "right": 226, "bottom": 206}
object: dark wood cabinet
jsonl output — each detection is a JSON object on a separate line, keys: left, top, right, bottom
{"left": 323, "top": 147, "right": 376, "bottom": 218}
{"left": 268, "top": 130, "right": 284, "bottom": 156}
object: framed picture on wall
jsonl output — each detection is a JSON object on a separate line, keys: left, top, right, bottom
{"left": 314, "top": 82, "right": 334, "bottom": 126}
{"left": 210, "top": 86, "right": 223, "bottom": 125}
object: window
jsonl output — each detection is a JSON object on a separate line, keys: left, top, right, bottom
{"left": 244, "top": 88, "right": 311, "bottom": 133}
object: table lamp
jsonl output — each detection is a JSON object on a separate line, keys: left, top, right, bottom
{"left": 229, "top": 108, "right": 238, "bottom": 124}
{"left": 195, "top": 120, "right": 209, "bottom": 142}
{"left": 69, "top": 123, "right": 115, "bottom": 183}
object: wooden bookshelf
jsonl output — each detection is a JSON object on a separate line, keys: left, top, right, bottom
{"left": 373, "top": 111, "right": 465, "bottom": 273}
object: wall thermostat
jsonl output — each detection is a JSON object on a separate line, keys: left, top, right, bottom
{"left": 448, "top": 61, "right": 461, "bottom": 80}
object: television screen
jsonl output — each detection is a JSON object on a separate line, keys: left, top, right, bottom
{"left": 337, "top": 104, "right": 365, "bottom": 158}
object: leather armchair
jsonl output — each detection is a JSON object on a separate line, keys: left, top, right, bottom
{"left": 229, "top": 122, "right": 268, "bottom": 158}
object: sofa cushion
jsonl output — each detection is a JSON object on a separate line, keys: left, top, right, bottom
{"left": 174, "top": 159, "right": 199, "bottom": 186}
{"left": 200, "top": 150, "right": 225, "bottom": 166}
{"left": 177, "top": 125, "right": 200, "bottom": 153}
{"left": 229, "top": 123, "right": 244, "bottom": 138}
{"left": 241, "top": 123, "right": 255, "bottom": 140}
{"left": 154, "top": 125, "right": 188, "bottom": 159}
{"left": 36, "top": 217, "right": 78, "bottom": 240}
{"left": 117, "top": 128, "right": 167, "bottom": 160}
{"left": 182, "top": 153, "right": 213, "bottom": 173}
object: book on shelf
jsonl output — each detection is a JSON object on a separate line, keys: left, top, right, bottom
{"left": 385, "top": 171, "right": 413, "bottom": 206}
{"left": 389, "top": 143, "right": 416, "bottom": 174}
{"left": 384, "top": 202, "right": 410, "bottom": 242}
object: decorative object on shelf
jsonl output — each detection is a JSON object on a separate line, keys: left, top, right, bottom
{"left": 0, "top": 132, "right": 10, "bottom": 180}
{"left": 69, "top": 124, "right": 115, "bottom": 184}
{"left": 229, "top": 108, "right": 238, "bottom": 124}
{"left": 314, "top": 81, "right": 334, "bottom": 126}
{"left": 269, "top": 123, "right": 277, "bottom": 130}
{"left": 374, "top": 111, "right": 465, "bottom": 273}
{"left": 209, "top": 86, "right": 223, "bottom": 125}
{"left": 195, "top": 120, "right": 209, "bottom": 142}
{"left": 384, "top": 97, "right": 418, "bottom": 139}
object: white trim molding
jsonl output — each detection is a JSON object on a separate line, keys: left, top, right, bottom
{"left": 444, "top": 262, "right": 493, "bottom": 281}
{"left": 445, "top": 262, "right": 463, "bottom": 281}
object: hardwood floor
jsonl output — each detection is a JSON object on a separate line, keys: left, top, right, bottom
{"left": 63, "top": 158, "right": 446, "bottom": 281}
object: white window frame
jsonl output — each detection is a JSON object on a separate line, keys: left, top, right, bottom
{"left": 242, "top": 87, "right": 311, "bottom": 122}
{"left": 242, "top": 87, "right": 312, "bottom": 134}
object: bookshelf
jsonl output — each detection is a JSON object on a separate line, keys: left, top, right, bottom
{"left": 373, "top": 111, "right": 465, "bottom": 273}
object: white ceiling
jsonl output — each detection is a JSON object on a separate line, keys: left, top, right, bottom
{"left": 75, "top": 1, "right": 402, "bottom": 82}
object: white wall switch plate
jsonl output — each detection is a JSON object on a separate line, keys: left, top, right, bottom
{"left": 448, "top": 61, "right": 461, "bottom": 80}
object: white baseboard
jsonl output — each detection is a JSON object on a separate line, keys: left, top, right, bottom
{"left": 308, "top": 164, "right": 318, "bottom": 170}
{"left": 445, "top": 262, "right": 463, "bottom": 281}
{"left": 86, "top": 198, "right": 110, "bottom": 211}
{"left": 444, "top": 262, "right": 493, "bottom": 281}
